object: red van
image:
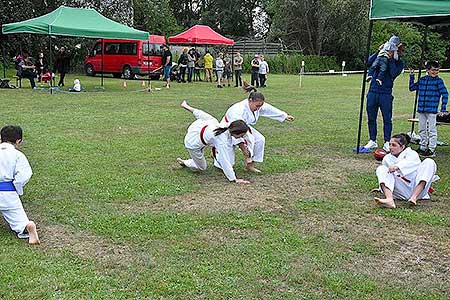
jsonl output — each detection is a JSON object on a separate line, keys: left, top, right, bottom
{"left": 83, "top": 35, "right": 166, "bottom": 79}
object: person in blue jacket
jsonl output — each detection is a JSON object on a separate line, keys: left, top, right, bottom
{"left": 364, "top": 43, "right": 405, "bottom": 152}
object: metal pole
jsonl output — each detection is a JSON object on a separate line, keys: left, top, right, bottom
{"left": 356, "top": 20, "right": 373, "bottom": 153}
{"left": 101, "top": 38, "right": 104, "bottom": 88}
{"left": 410, "top": 25, "right": 428, "bottom": 134}
{"left": 2, "top": 34, "right": 6, "bottom": 78}
{"left": 49, "top": 35, "right": 53, "bottom": 94}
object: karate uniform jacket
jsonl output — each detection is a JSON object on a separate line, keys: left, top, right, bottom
{"left": 0, "top": 143, "right": 33, "bottom": 210}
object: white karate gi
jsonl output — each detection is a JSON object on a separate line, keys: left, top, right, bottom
{"left": 221, "top": 99, "right": 288, "bottom": 162}
{"left": 183, "top": 109, "right": 239, "bottom": 181}
{"left": 0, "top": 142, "right": 33, "bottom": 238}
{"left": 376, "top": 147, "right": 439, "bottom": 200}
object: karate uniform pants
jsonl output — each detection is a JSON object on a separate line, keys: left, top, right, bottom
{"left": 376, "top": 158, "right": 438, "bottom": 200}
{"left": 1, "top": 203, "right": 30, "bottom": 238}
{"left": 366, "top": 92, "right": 393, "bottom": 142}
{"left": 184, "top": 148, "right": 207, "bottom": 171}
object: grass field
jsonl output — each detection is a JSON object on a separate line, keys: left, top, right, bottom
{"left": 0, "top": 72, "right": 449, "bottom": 299}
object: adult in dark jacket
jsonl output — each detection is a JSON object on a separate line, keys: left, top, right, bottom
{"left": 54, "top": 47, "right": 70, "bottom": 87}
{"left": 364, "top": 43, "right": 405, "bottom": 152}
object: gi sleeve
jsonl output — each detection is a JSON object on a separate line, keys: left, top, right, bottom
{"left": 259, "top": 102, "right": 288, "bottom": 122}
{"left": 215, "top": 143, "right": 237, "bottom": 182}
{"left": 13, "top": 153, "right": 33, "bottom": 195}
{"left": 396, "top": 150, "right": 421, "bottom": 176}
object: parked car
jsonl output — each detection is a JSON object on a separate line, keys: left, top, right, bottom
{"left": 83, "top": 35, "right": 166, "bottom": 80}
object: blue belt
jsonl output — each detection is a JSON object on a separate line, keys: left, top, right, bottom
{"left": 0, "top": 181, "right": 16, "bottom": 191}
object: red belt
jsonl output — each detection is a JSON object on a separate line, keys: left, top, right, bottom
{"left": 200, "top": 125, "right": 208, "bottom": 145}
{"left": 397, "top": 174, "right": 411, "bottom": 183}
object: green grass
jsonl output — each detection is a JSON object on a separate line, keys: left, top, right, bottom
{"left": 0, "top": 72, "right": 449, "bottom": 299}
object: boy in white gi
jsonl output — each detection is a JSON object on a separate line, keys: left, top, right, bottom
{"left": 177, "top": 101, "right": 251, "bottom": 184}
{"left": 221, "top": 85, "right": 295, "bottom": 172}
{"left": 0, "top": 125, "right": 39, "bottom": 244}
{"left": 375, "top": 133, "right": 439, "bottom": 208}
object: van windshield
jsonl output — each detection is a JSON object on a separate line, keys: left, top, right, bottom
{"left": 143, "top": 43, "right": 164, "bottom": 56}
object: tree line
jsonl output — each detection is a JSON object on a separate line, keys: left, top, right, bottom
{"left": 1, "top": 0, "right": 448, "bottom": 69}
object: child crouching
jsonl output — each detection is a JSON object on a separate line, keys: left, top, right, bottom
{"left": 0, "top": 125, "right": 39, "bottom": 244}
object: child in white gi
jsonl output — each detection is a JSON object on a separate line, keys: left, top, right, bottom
{"left": 177, "top": 101, "right": 251, "bottom": 184}
{"left": 375, "top": 133, "right": 439, "bottom": 208}
{"left": 0, "top": 125, "right": 40, "bottom": 244}
{"left": 221, "top": 84, "right": 295, "bottom": 173}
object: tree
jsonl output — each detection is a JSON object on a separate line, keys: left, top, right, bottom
{"left": 134, "top": 0, "right": 181, "bottom": 35}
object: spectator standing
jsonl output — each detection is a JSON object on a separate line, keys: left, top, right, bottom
{"left": 161, "top": 45, "right": 172, "bottom": 89}
{"left": 178, "top": 47, "right": 189, "bottom": 83}
{"left": 233, "top": 51, "right": 243, "bottom": 87}
{"left": 204, "top": 51, "right": 213, "bottom": 82}
{"left": 216, "top": 53, "right": 224, "bottom": 88}
{"left": 409, "top": 61, "right": 448, "bottom": 158}
{"left": 223, "top": 53, "right": 232, "bottom": 87}
{"left": 187, "top": 48, "right": 196, "bottom": 83}
{"left": 35, "top": 52, "right": 47, "bottom": 82}
{"left": 251, "top": 54, "right": 260, "bottom": 88}
{"left": 194, "top": 49, "right": 202, "bottom": 81}
{"left": 258, "top": 55, "right": 269, "bottom": 87}
{"left": 54, "top": 47, "right": 70, "bottom": 87}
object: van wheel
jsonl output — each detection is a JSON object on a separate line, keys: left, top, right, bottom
{"left": 85, "top": 64, "right": 95, "bottom": 76}
{"left": 112, "top": 73, "right": 122, "bottom": 79}
{"left": 123, "top": 66, "right": 133, "bottom": 80}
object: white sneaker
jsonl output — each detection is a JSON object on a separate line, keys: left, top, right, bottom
{"left": 364, "top": 140, "right": 378, "bottom": 149}
{"left": 383, "top": 141, "right": 390, "bottom": 152}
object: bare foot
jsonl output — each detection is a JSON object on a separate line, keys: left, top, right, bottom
{"left": 176, "top": 158, "right": 186, "bottom": 167}
{"left": 26, "top": 221, "right": 40, "bottom": 245}
{"left": 407, "top": 198, "right": 417, "bottom": 206}
{"left": 374, "top": 197, "right": 396, "bottom": 209}
{"left": 180, "top": 100, "right": 194, "bottom": 112}
{"left": 246, "top": 162, "right": 261, "bottom": 173}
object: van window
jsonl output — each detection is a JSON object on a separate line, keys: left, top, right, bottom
{"left": 93, "top": 42, "right": 102, "bottom": 55}
{"left": 104, "top": 42, "right": 137, "bottom": 55}
{"left": 143, "top": 43, "right": 164, "bottom": 56}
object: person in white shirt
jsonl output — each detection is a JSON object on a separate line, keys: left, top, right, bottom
{"left": 177, "top": 101, "right": 251, "bottom": 184}
{"left": 375, "top": 133, "right": 439, "bottom": 208}
{"left": 258, "top": 55, "right": 269, "bottom": 87}
{"left": 221, "top": 84, "right": 295, "bottom": 172}
{"left": 215, "top": 53, "right": 225, "bottom": 88}
{"left": 0, "top": 125, "right": 39, "bottom": 244}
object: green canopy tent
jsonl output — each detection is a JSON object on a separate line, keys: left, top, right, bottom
{"left": 356, "top": 0, "right": 450, "bottom": 153}
{"left": 1, "top": 6, "right": 149, "bottom": 88}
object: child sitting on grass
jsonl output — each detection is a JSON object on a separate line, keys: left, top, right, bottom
{"left": 0, "top": 125, "right": 39, "bottom": 244}
{"left": 409, "top": 61, "right": 448, "bottom": 158}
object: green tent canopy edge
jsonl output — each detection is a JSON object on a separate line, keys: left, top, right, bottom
{"left": 2, "top": 6, "right": 149, "bottom": 40}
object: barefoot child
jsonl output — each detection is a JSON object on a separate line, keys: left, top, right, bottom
{"left": 0, "top": 125, "right": 39, "bottom": 244}
{"left": 374, "top": 133, "right": 439, "bottom": 208}
{"left": 177, "top": 101, "right": 251, "bottom": 184}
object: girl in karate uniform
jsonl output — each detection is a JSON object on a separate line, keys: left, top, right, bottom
{"left": 0, "top": 125, "right": 39, "bottom": 244}
{"left": 375, "top": 133, "right": 439, "bottom": 208}
{"left": 177, "top": 101, "right": 251, "bottom": 184}
{"left": 221, "top": 85, "right": 295, "bottom": 172}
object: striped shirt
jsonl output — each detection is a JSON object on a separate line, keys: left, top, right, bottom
{"left": 409, "top": 74, "right": 448, "bottom": 113}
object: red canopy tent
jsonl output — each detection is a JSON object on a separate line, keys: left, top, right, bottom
{"left": 168, "top": 25, "right": 234, "bottom": 45}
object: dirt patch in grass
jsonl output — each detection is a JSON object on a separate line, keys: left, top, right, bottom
{"left": 118, "top": 156, "right": 378, "bottom": 214}
{"left": 292, "top": 211, "right": 450, "bottom": 291}
{"left": 38, "top": 224, "right": 155, "bottom": 270}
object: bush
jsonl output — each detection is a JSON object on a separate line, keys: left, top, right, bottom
{"left": 242, "top": 53, "right": 340, "bottom": 74}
